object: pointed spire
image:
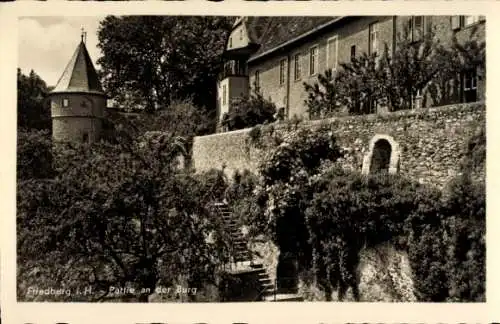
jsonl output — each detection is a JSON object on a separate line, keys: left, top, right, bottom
{"left": 51, "top": 35, "right": 103, "bottom": 95}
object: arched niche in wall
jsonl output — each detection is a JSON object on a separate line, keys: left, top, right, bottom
{"left": 361, "top": 134, "right": 401, "bottom": 175}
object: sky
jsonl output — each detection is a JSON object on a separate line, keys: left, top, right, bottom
{"left": 18, "top": 16, "right": 105, "bottom": 87}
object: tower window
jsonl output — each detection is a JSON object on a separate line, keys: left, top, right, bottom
{"left": 222, "top": 85, "right": 227, "bottom": 105}
{"left": 351, "top": 45, "right": 356, "bottom": 61}
{"left": 62, "top": 98, "right": 69, "bottom": 107}
{"left": 82, "top": 132, "right": 89, "bottom": 143}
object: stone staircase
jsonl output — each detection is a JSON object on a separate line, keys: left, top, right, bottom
{"left": 213, "top": 202, "right": 303, "bottom": 302}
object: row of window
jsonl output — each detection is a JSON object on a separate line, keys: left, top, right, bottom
{"left": 253, "top": 16, "right": 483, "bottom": 90}
{"left": 55, "top": 98, "right": 91, "bottom": 108}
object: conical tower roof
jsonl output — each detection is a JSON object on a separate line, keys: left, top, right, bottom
{"left": 51, "top": 40, "right": 104, "bottom": 95}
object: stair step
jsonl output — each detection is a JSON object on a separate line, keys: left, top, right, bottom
{"left": 263, "top": 293, "right": 304, "bottom": 302}
{"left": 212, "top": 203, "right": 227, "bottom": 207}
{"left": 260, "top": 283, "right": 275, "bottom": 291}
{"left": 235, "top": 253, "right": 250, "bottom": 259}
{"left": 234, "top": 257, "right": 251, "bottom": 262}
{"left": 260, "top": 289, "right": 276, "bottom": 297}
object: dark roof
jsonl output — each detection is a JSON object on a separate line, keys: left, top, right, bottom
{"left": 245, "top": 16, "right": 273, "bottom": 44}
{"left": 51, "top": 40, "right": 104, "bottom": 95}
{"left": 246, "top": 16, "right": 340, "bottom": 62}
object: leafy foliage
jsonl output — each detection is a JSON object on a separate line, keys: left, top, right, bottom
{"left": 17, "top": 68, "right": 51, "bottom": 131}
{"left": 248, "top": 125, "right": 343, "bottom": 289}
{"left": 241, "top": 122, "right": 485, "bottom": 302}
{"left": 97, "top": 16, "right": 232, "bottom": 116}
{"left": 306, "top": 169, "right": 442, "bottom": 300}
{"left": 17, "top": 129, "right": 54, "bottom": 180}
{"left": 221, "top": 91, "right": 278, "bottom": 131}
{"left": 303, "top": 69, "right": 341, "bottom": 118}
{"left": 17, "top": 132, "right": 233, "bottom": 302}
{"left": 224, "top": 170, "right": 263, "bottom": 237}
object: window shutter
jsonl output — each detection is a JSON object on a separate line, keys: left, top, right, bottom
{"left": 451, "top": 16, "right": 461, "bottom": 30}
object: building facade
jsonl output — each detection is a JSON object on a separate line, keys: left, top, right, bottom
{"left": 49, "top": 37, "right": 107, "bottom": 143}
{"left": 217, "top": 16, "right": 485, "bottom": 129}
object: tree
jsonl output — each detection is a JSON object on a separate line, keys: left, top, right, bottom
{"left": 17, "top": 129, "right": 54, "bottom": 180}
{"left": 336, "top": 52, "right": 386, "bottom": 114}
{"left": 303, "top": 69, "right": 341, "bottom": 119}
{"left": 97, "top": 16, "right": 233, "bottom": 115}
{"left": 304, "top": 53, "right": 386, "bottom": 117}
{"left": 380, "top": 24, "right": 447, "bottom": 111}
{"left": 17, "top": 133, "right": 233, "bottom": 302}
{"left": 17, "top": 68, "right": 51, "bottom": 131}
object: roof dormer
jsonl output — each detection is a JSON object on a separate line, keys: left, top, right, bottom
{"left": 224, "top": 17, "right": 263, "bottom": 59}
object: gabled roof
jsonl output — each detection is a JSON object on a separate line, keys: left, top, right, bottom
{"left": 51, "top": 40, "right": 104, "bottom": 95}
{"left": 246, "top": 16, "right": 343, "bottom": 62}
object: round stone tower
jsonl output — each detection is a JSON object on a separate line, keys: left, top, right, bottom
{"left": 49, "top": 35, "right": 106, "bottom": 143}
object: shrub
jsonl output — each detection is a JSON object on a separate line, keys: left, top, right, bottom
{"left": 224, "top": 170, "right": 263, "bottom": 237}
{"left": 407, "top": 174, "right": 485, "bottom": 302}
{"left": 305, "top": 169, "right": 442, "bottom": 300}
{"left": 221, "top": 91, "right": 277, "bottom": 131}
{"left": 250, "top": 125, "right": 343, "bottom": 286}
{"left": 195, "top": 168, "right": 229, "bottom": 203}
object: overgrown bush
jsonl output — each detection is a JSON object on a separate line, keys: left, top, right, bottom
{"left": 247, "top": 124, "right": 343, "bottom": 290}
{"left": 17, "top": 132, "right": 233, "bottom": 302}
{"left": 410, "top": 124, "right": 485, "bottom": 302}
{"left": 304, "top": 165, "right": 484, "bottom": 302}
{"left": 242, "top": 121, "right": 485, "bottom": 301}
{"left": 305, "top": 169, "right": 442, "bottom": 300}
{"left": 195, "top": 168, "right": 229, "bottom": 203}
{"left": 221, "top": 91, "right": 277, "bottom": 131}
{"left": 224, "top": 170, "right": 263, "bottom": 237}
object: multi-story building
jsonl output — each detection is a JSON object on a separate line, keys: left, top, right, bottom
{"left": 217, "top": 16, "right": 485, "bottom": 129}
